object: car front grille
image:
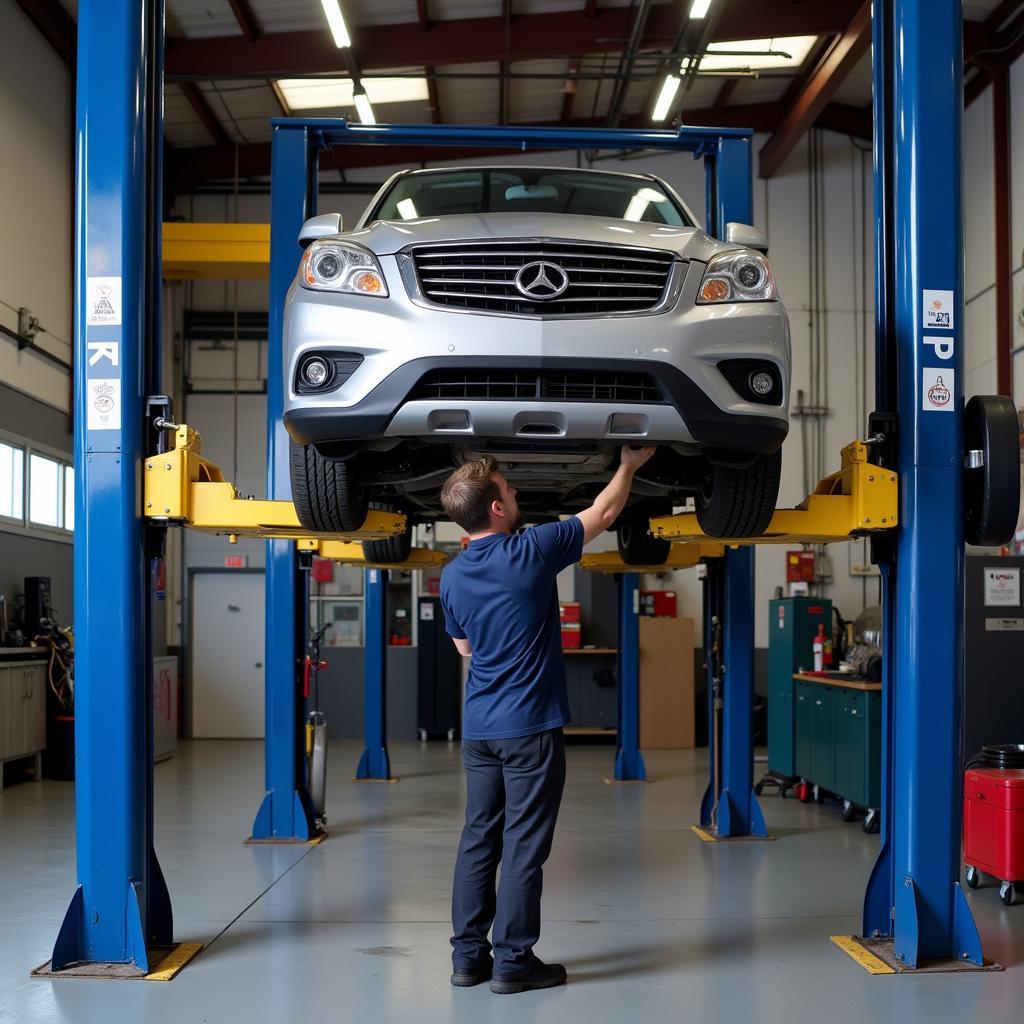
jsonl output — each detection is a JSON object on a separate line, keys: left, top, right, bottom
{"left": 409, "top": 369, "right": 664, "bottom": 404}
{"left": 407, "top": 240, "right": 677, "bottom": 316}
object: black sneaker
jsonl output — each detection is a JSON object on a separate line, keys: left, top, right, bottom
{"left": 490, "top": 959, "right": 567, "bottom": 995}
{"left": 450, "top": 958, "right": 494, "bottom": 987}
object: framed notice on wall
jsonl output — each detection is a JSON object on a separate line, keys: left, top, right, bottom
{"left": 983, "top": 567, "right": 1021, "bottom": 607}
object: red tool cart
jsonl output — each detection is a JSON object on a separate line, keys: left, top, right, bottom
{"left": 963, "top": 749, "right": 1024, "bottom": 906}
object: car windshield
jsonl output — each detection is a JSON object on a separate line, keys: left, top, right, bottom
{"left": 368, "top": 169, "right": 692, "bottom": 226}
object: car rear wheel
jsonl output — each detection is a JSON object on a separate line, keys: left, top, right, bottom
{"left": 617, "top": 500, "right": 673, "bottom": 566}
{"left": 695, "top": 449, "right": 782, "bottom": 538}
{"left": 363, "top": 504, "right": 413, "bottom": 564}
{"left": 289, "top": 440, "right": 368, "bottom": 534}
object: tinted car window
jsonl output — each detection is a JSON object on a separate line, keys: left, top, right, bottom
{"left": 369, "top": 169, "right": 691, "bottom": 226}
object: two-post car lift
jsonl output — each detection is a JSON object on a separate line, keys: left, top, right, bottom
{"left": 46, "top": 0, "right": 1020, "bottom": 980}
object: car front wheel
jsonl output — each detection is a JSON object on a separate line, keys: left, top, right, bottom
{"left": 289, "top": 440, "right": 368, "bottom": 534}
{"left": 617, "top": 500, "right": 672, "bottom": 566}
{"left": 695, "top": 449, "right": 782, "bottom": 538}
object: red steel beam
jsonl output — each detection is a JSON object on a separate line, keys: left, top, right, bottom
{"left": 227, "top": 0, "right": 261, "bottom": 42}
{"left": 417, "top": 0, "right": 430, "bottom": 31}
{"left": 177, "top": 81, "right": 232, "bottom": 148}
{"left": 757, "top": 1, "right": 871, "bottom": 179}
{"left": 993, "top": 69, "right": 1012, "bottom": 396}
{"left": 12, "top": 0, "right": 76, "bottom": 67}
{"left": 164, "top": 2, "right": 862, "bottom": 80}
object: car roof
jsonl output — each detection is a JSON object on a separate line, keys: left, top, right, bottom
{"left": 397, "top": 165, "right": 662, "bottom": 184}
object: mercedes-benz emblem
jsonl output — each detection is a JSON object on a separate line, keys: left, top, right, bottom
{"left": 514, "top": 261, "right": 570, "bottom": 301}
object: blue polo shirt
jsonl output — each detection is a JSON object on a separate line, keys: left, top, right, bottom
{"left": 440, "top": 517, "right": 585, "bottom": 740}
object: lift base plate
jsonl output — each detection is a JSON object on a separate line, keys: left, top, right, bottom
{"left": 830, "top": 935, "right": 1002, "bottom": 975}
{"left": 32, "top": 942, "right": 204, "bottom": 982}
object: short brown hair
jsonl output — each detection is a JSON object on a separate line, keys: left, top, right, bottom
{"left": 441, "top": 457, "right": 501, "bottom": 533}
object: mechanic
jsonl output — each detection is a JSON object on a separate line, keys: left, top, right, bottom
{"left": 439, "top": 445, "right": 656, "bottom": 995}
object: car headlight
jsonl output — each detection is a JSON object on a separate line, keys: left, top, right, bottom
{"left": 300, "top": 240, "right": 389, "bottom": 297}
{"left": 697, "top": 250, "right": 776, "bottom": 304}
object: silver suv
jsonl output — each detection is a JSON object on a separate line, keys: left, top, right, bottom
{"left": 283, "top": 166, "right": 790, "bottom": 563}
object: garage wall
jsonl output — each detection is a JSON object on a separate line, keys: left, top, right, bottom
{"left": 0, "top": 1, "right": 73, "bottom": 413}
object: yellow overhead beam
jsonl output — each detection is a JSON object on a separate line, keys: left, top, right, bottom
{"left": 651, "top": 441, "right": 898, "bottom": 546}
{"left": 144, "top": 424, "right": 406, "bottom": 542}
{"left": 162, "top": 222, "right": 270, "bottom": 280}
{"left": 296, "top": 539, "right": 449, "bottom": 569}
{"left": 579, "top": 543, "right": 726, "bottom": 574}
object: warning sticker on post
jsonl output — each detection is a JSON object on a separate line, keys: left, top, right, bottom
{"left": 922, "top": 368, "right": 954, "bottom": 412}
{"left": 87, "top": 378, "right": 121, "bottom": 430}
{"left": 86, "top": 276, "right": 122, "bottom": 326}
{"left": 923, "top": 289, "right": 953, "bottom": 330}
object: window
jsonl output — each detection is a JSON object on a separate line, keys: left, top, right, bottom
{"left": 30, "top": 453, "right": 62, "bottom": 527}
{"left": 64, "top": 465, "right": 74, "bottom": 532}
{"left": 0, "top": 440, "right": 24, "bottom": 520}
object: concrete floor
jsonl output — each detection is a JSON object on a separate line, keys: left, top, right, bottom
{"left": 1, "top": 740, "right": 1022, "bottom": 1024}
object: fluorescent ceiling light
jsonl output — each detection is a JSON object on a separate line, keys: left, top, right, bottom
{"left": 320, "top": 0, "right": 351, "bottom": 48}
{"left": 277, "top": 78, "right": 429, "bottom": 110}
{"left": 354, "top": 92, "right": 376, "bottom": 125}
{"left": 651, "top": 75, "right": 680, "bottom": 122}
{"left": 688, "top": 0, "right": 713, "bottom": 18}
{"left": 396, "top": 198, "right": 419, "bottom": 220}
{"left": 698, "top": 35, "right": 818, "bottom": 72}
{"left": 624, "top": 187, "right": 668, "bottom": 223}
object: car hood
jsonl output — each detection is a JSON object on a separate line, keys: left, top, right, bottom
{"left": 338, "top": 213, "right": 735, "bottom": 262}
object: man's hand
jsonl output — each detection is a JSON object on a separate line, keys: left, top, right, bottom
{"left": 576, "top": 446, "right": 658, "bottom": 546}
{"left": 619, "top": 445, "right": 656, "bottom": 471}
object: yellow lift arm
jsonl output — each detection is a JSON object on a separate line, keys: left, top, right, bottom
{"left": 144, "top": 424, "right": 406, "bottom": 542}
{"left": 651, "top": 442, "right": 898, "bottom": 546}
{"left": 579, "top": 543, "right": 727, "bottom": 574}
{"left": 296, "top": 539, "right": 449, "bottom": 570}
{"left": 162, "top": 223, "right": 270, "bottom": 280}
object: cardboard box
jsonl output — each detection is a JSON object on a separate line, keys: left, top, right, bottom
{"left": 639, "top": 616, "right": 695, "bottom": 749}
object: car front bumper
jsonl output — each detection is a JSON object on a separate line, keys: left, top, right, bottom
{"left": 282, "top": 257, "right": 790, "bottom": 457}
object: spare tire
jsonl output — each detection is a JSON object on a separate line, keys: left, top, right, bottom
{"left": 964, "top": 394, "right": 1020, "bottom": 546}
{"left": 289, "top": 440, "right": 368, "bottom": 534}
{"left": 695, "top": 448, "right": 782, "bottom": 538}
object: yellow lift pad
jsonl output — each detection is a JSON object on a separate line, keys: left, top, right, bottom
{"left": 144, "top": 424, "right": 406, "bottom": 541}
{"left": 579, "top": 543, "right": 726, "bottom": 574}
{"left": 162, "top": 222, "right": 270, "bottom": 280}
{"left": 651, "top": 442, "right": 898, "bottom": 545}
{"left": 297, "top": 539, "right": 449, "bottom": 569}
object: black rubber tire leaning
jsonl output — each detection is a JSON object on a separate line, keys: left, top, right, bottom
{"left": 289, "top": 439, "right": 368, "bottom": 534}
{"left": 696, "top": 448, "right": 783, "bottom": 538}
{"left": 964, "top": 394, "right": 1021, "bottom": 547}
{"left": 363, "top": 505, "right": 413, "bottom": 564}
{"left": 617, "top": 499, "right": 672, "bottom": 566}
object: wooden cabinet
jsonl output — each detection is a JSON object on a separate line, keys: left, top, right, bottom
{"left": 639, "top": 617, "right": 695, "bottom": 749}
{"left": 0, "top": 658, "right": 47, "bottom": 783}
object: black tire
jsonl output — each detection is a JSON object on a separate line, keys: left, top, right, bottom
{"left": 999, "top": 881, "right": 1017, "bottom": 906}
{"left": 964, "top": 395, "right": 1020, "bottom": 546}
{"left": 289, "top": 440, "right": 368, "bottom": 533}
{"left": 617, "top": 500, "right": 672, "bottom": 565}
{"left": 841, "top": 800, "right": 857, "bottom": 823}
{"left": 696, "top": 448, "right": 782, "bottom": 538}
{"left": 363, "top": 506, "right": 413, "bottom": 564}
{"left": 965, "top": 865, "right": 980, "bottom": 889}
{"left": 862, "top": 809, "right": 880, "bottom": 834}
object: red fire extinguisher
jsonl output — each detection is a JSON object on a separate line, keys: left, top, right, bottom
{"left": 813, "top": 624, "right": 826, "bottom": 672}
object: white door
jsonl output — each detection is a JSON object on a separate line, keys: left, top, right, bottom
{"left": 191, "top": 572, "right": 265, "bottom": 738}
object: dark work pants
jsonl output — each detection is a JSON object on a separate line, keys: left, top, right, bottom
{"left": 451, "top": 728, "right": 566, "bottom": 976}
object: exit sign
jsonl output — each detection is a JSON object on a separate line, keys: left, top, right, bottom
{"left": 224, "top": 555, "right": 249, "bottom": 568}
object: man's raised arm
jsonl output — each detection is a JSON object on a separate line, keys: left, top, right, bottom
{"left": 575, "top": 446, "right": 657, "bottom": 546}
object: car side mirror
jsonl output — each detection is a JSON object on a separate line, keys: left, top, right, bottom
{"left": 725, "top": 222, "right": 769, "bottom": 253}
{"left": 298, "top": 213, "right": 343, "bottom": 248}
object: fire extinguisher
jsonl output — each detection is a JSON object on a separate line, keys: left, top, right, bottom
{"left": 813, "top": 624, "right": 826, "bottom": 672}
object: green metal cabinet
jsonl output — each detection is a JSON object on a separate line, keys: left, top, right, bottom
{"left": 768, "top": 598, "right": 832, "bottom": 778}
{"left": 794, "top": 676, "right": 881, "bottom": 809}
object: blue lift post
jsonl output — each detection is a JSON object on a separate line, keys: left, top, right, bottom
{"left": 256, "top": 119, "right": 760, "bottom": 829}
{"left": 698, "top": 137, "right": 767, "bottom": 839}
{"left": 355, "top": 569, "right": 393, "bottom": 780}
{"left": 251, "top": 124, "right": 319, "bottom": 841}
{"left": 614, "top": 573, "right": 646, "bottom": 782}
{"left": 52, "top": 0, "right": 173, "bottom": 971}
{"left": 862, "top": 0, "right": 983, "bottom": 966}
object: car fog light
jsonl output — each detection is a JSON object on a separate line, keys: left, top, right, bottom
{"left": 749, "top": 370, "right": 774, "bottom": 397}
{"left": 302, "top": 357, "right": 330, "bottom": 387}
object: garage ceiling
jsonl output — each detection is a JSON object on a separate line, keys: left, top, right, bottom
{"left": 19, "top": 0, "right": 1024, "bottom": 191}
